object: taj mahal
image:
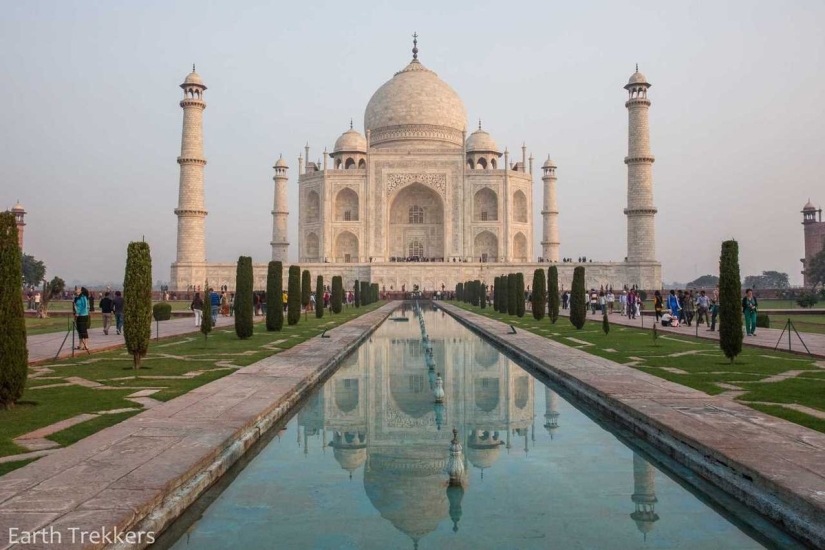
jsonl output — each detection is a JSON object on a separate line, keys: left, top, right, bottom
{"left": 170, "top": 37, "right": 661, "bottom": 292}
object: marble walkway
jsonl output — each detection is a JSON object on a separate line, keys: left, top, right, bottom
{"left": 1, "top": 303, "right": 396, "bottom": 549}
{"left": 440, "top": 302, "right": 825, "bottom": 549}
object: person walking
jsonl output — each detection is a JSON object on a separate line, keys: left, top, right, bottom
{"left": 619, "top": 291, "right": 627, "bottom": 316}
{"left": 684, "top": 290, "right": 695, "bottom": 327}
{"left": 112, "top": 290, "right": 124, "bottom": 335}
{"left": 209, "top": 287, "right": 221, "bottom": 325}
{"left": 742, "top": 288, "right": 759, "bottom": 336}
{"left": 99, "top": 291, "right": 114, "bottom": 335}
{"left": 695, "top": 290, "right": 710, "bottom": 327}
{"left": 561, "top": 291, "right": 569, "bottom": 310}
{"left": 653, "top": 290, "right": 664, "bottom": 322}
{"left": 709, "top": 297, "right": 719, "bottom": 332}
{"left": 598, "top": 291, "right": 606, "bottom": 315}
{"left": 282, "top": 289, "right": 288, "bottom": 312}
{"left": 73, "top": 286, "right": 91, "bottom": 351}
{"left": 191, "top": 292, "right": 204, "bottom": 327}
{"left": 34, "top": 290, "right": 41, "bottom": 314}
{"left": 606, "top": 290, "right": 615, "bottom": 314}
{"left": 667, "top": 290, "right": 680, "bottom": 321}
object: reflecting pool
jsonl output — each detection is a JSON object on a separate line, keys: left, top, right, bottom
{"left": 169, "top": 304, "right": 781, "bottom": 549}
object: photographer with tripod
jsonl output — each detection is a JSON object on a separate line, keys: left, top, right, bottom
{"left": 73, "top": 286, "right": 91, "bottom": 351}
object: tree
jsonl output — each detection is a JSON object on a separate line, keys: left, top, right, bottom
{"left": 547, "top": 266, "right": 560, "bottom": 324}
{"left": 570, "top": 266, "right": 586, "bottom": 329}
{"left": 21, "top": 254, "right": 45, "bottom": 288}
{"left": 315, "top": 275, "right": 324, "bottom": 318}
{"left": 266, "top": 261, "right": 283, "bottom": 331}
{"left": 744, "top": 270, "right": 790, "bottom": 290}
{"left": 234, "top": 256, "right": 254, "bottom": 339}
{"left": 331, "top": 276, "right": 343, "bottom": 314}
{"left": 686, "top": 274, "right": 719, "bottom": 288}
{"left": 470, "top": 280, "right": 480, "bottom": 306}
{"left": 371, "top": 283, "right": 379, "bottom": 303}
{"left": 39, "top": 276, "right": 65, "bottom": 317}
{"left": 354, "top": 279, "right": 360, "bottom": 307}
{"left": 301, "top": 269, "right": 312, "bottom": 310}
{"left": 515, "top": 273, "right": 525, "bottom": 318}
{"left": 480, "top": 283, "right": 487, "bottom": 308}
{"left": 456, "top": 282, "right": 464, "bottom": 302}
{"left": 287, "top": 265, "right": 301, "bottom": 325}
{"left": 0, "top": 212, "right": 26, "bottom": 409}
{"left": 531, "top": 269, "right": 546, "bottom": 321}
{"left": 123, "top": 242, "right": 153, "bottom": 369}
{"left": 806, "top": 249, "right": 825, "bottom": 291}
{"left": 201, "top": 282, "right": 213, "bottom": 340}
{"left": 499, "top": 275, "right": 509, "bottom": 314}
{"left": 719, "top": 240, "right": 743, "bottom": 363}
{"left": 507, "top": 273, "right": 517, "bottom": 315}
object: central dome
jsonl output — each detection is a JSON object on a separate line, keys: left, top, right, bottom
{"left": 364, "top": 58, "right": 467, "bottom": 149}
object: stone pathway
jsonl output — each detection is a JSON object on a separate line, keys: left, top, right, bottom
{"left": 441, "top": 303, "right": 825, "bottom": 548}
{"left": 559, "top": 309, "right": 825, "bottom": 358}
{"left": 0, "top": 303, "right": 397, "bottom": 549}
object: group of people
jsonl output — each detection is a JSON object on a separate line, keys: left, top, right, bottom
{"left": 658, "top": 288, "right": 718, "bottom": 330}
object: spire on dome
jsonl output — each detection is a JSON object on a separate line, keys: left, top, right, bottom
{"left": 478, "top": 119, "right": 482, "bottom": 130}
{"left": 350, "top": 118, "right": 353, "bottom": 130}
{"left": 412, "top": 32, "right": 418, "bottom": 60}
{"left": 193, "top": 63, "right": 196, "bottom": 72}
{"left": 636, "top": 63, "right": 639, "bottom": 72}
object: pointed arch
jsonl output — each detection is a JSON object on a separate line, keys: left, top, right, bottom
{"left": 306, "top": 190, "right": 320, "bottom": 223}
{"left": 513, "top": 232, "right": 528, "bottom": 261}
{"left": 334, "top": 231, "right": 359, "bottom": 262}
{"left": 306, "top": 232, "right": 319, "bottom": 259}
{"left": 335, "top": 188, "right": 359, "bottom": 221}
{"left": 474, "top": 188, "right": 498, "bottom": 221}
{"left": 474, "top": 230, "right": 498, "bottom": 262}
{"left": 513, "top": 190, "right": 528, "bottom": 223}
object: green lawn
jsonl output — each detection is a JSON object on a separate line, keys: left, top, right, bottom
{"left": 451, "top": 301, "right": 825, "bottom": 433}
{"left": 1, "top": 302, "right": 381, "bottom": 475}
{"left": 768, "top": 314, "right": 825, "bottom": 335}
{"left": 25, "top": 301, "right": 196, "bottom": 335}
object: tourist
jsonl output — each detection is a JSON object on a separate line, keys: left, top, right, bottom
{"left": 606, "top": 290, "right": 615, "bottom": 314}
{"left": 282, "top": 289, "right": 288, "bottom": 312}
{"left": 653, "top": 290, "right": 663, "bottom": 322}
{"left": 191, "top": 292, "right": 203, "bottom": 327}
{"left": 667, "top": 290, "right": 680, "bottom": 321}
{"left": 253, "top": 292, "right": 261, "bottom": 316}
{"left": 112, "top": 291, "right": 124, "bottom": 335}
{"left": 695, "top": 290, "right": 710, "bottom": 327}
{"left": 310, "top": 292, "right": 316, "bottom": 311}
{"left": 742, "top": 288, "right": 759, "bottom": 336}
{"left": 33, "top": 290, "right": 41, "bottom": 313}
{"left": 99, "top": 291, "right": 114, "bottom": 335}
{"left": 209, "top": 288, "right": 220, "bottom": 325}
{"left": 220, "top": 291, "right": 230, "bottom": 316}
{"left": 323, "top": 290, "right": 330, "bottom": 310}
{"left": 709, "top": 298, "right": 719, "bottom": 332}
{"left": 73, "top": 286, "right": 90, "bottom": 351}
{"left": 561, "top": 291, "right": 569, "bottom": 310}
{"left": 89, "top": 290, "right": 95, "bottom": 313}
{"left": 598, "top": 291, "right": 606, "bottom": 315}
{"left": 26, "top": 290, "right": 33, "bottom": 310}
{"left": 589, "top": 290, "right": 598, "bottom": 315}
{"left": 683, "top": 290, "right": 695, "bottom": 327}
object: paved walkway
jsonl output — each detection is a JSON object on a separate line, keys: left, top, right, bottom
{"left": 556, "top": 307, "right": 825, "bottom": 357}
{"left": 27, "top": 314, "right": 229, "bottom": 365}
{"left": 440, "top": 303, "right": 825, "bottom": 548}
{"left": 0, "top": 303, "right": 396, "bottom": 550}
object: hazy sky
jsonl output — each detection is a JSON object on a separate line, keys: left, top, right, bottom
{"left": 2, "top": 0, "right": 823, "bottom": 286}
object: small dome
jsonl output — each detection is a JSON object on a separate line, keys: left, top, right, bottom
{"left": 333, "top": 446, "right": 367, "bottom": 473}
{"left": 466, "top": 128, "right": 499, "bottom": 153}
{"left": 466, "top": 443, "right": 501, "bottom": 470}
{"left": 803, "top": 199, "right": 817, "bottom": 211}
{"left": 628, "top": 70, "right": 648, "bottom": 85}
{"left": 274, "top": 155, "right": 288, "bottom": 169}
{"left": 333, "top": 128, "right": 367, "bottom": 154}
{"left": 184, "top": 70, "right": 204, "bottom": 86}
{"left": 11, "top": 202, "right": 25, "bottom": 212}
{"left": 543, "top": 155, "right": 556, "bottom": 169}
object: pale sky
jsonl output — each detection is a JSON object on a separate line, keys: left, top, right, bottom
{"left": 2, "top": 0, "right": 823, "bottom": 286}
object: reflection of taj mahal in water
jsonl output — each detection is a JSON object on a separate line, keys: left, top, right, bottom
{"left": 171, "top": 36, "right": 662, "bottom": 292}
{"left": 293, "top": 305, "right": 660, "bottom": 545}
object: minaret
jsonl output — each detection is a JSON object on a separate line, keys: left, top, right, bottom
{"left": 271, "top": 155, "right": 290, "bottom": 261}
{"left": 624, "top": 65, "right": 657, "bottom": 263}
{"left": 541, "top": 156, "right": 559, "bottom": 262}
{"left": 630, "top": 453, "right": 660, "bottom": 541}
{"left": 543, "top": 386, "right": 560, "bottom": 439}
{"left": 11, "top": 202, "right": 26, "bottom": 249}
{"left": 801, "top": 200, "right": 823, "bottom": 287}
{"left": 174, "top": 66, "right": 208, "bottom": 267}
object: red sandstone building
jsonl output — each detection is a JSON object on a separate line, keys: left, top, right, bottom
{"left": 801, "top": 200, "right": 824, "bottom": 287}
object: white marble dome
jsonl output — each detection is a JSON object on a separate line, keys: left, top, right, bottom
{"left": 466, "top": 128, "right": 499, "bottom": 153}
{"left": 364, "top": 58, "right": 467, "bottom": 149}
{"left": 184, "top": 70, "right": 204, "bottom": 86}
{"left": 333, "top": 128, "right": 367, "bottom": 154}
{"left": 627, "top": 69, "right": 649, "bottom": 87}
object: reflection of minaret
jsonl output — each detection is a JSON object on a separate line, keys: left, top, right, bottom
{"left": 447, "top": 485, "right": 464, "bottom": 533}
{"left": 543, "top": 387, "right": 560, "bottom": 439}
{"left": 631, "top": 453, "right": 660, "bottom": 541}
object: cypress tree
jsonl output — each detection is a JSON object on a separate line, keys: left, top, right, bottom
{"left": 201, "top": 281, "right": 213, "bottom": 340}
{"left": 499, "top": 275, "right": 508, "bottom": 314}
{"left": 456, "top": 282, "right": 463, "bottom": 302}
{"left": 123, "top": 241, "right": 153, "bottom": 369}
{"left": 354, "top": 279, "right": 360, "bottom": 307}
{"left": 315, "top": 275, "right": 324, "bottom": 318}
{"left": 480, "top": 283, "right": 487, "bottom": 309}
{"left": 516, "top": 273, "right": 526, "bottom": 318}
{"left": 507, "top": 274, "right": 517, "bottom": 315}
{"left": 491, "top": 277, "right": 498, "bottom": 311}
{"left": 234, "top": 256, "right": 254, "bottom": 339}
{"left": 371, "top": 283, "right": 379, "bottom": 303}
{"left": 719, "top": 240, "right": 743, "bottom": 363}
{"left": 548, "top": 266, "right": 560, "bottom": 324}
{"left": 287, "top": 265, "right": 301, "bottom": 325}
{"left": 331, "top": 276, "right": 343, "bottom": 313}
{"left": 468, "top": 280, "right": 477, "bottom": 306}
{"left": 361, "top": 281, "right": 369, "bottom": 305}
{"left": 0, "top": 212, "right": 26, "bottom": 409}
{"left": 532, "top": 269, "right": 546, "bottom": 320}
{"left": 266, "top": 261, "right": 283, "bottom": 331}
{"left": 570, "top": 266, "right": 586, "bottom": 329}
{"left": 301, "top": 270, "right": 311, "bottom": 310}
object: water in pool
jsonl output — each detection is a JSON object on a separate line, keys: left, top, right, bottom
{"left": 169, "top": 304, "right": 784, "bottom": 549}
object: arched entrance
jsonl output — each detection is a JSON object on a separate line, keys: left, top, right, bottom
{"left": 513, "top": 232, "right": 528, "bottom": 261}
{"left": 388, "top": 183, "right": 444, "bottom": 260}
{"left": 335, "top": 231, "right": 359, "bottom": 263}
{"left": 473, "top": 230, "right": 498, "bottom": 262}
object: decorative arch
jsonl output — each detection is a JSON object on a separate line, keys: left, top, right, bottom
{"left": 467, "top": 159, "right": 475, "bottom": 170}
{"left": 335, "top": 188, "right": 359, "bottom": 221}
{"left": 334, "top": 231, "right": 359, "bottom": 262}
{"left": 345, "top": 158, "right": 356, "bottom": 169}
{"left": 514, "top": 376, "right": 530, "bottom": 409}
{"left": 490, "top": 158, "right": 497, "bottom": 169}
{"left": 334, "top": 379, "right": 359, "bottom": 413}
{"left": 513, "top": 190, "right": 528, "bottom": 223}
{"left": 306, "top": 232, "right": 320, "bottom": 259}
{"left": 389, "top": 183, "right": 444, "bottom": 260}
{"left": 474, "top": 188, "right": 498, "bottom": 221}
{"left": 474, "top": 378, "right": 500, "bottom": 413}
{"left": 474, "top": 230, "right": 498, "bottom": 262}
{"left": 408, "top": 240, "right": 424, "bottom": 258}
{"left": 475, "top": 341, "right": 499, "bottom": 368}
{"left": 306, "top": 190, "right": 320, "bottom": 223}
{"left": 477, "top": 157, "right": 488, "bottom": 170}
{"left": 357, "top": 159, "right": 366, "bottom": 169}
{"left": 513, "top": 232, "right": 528, "bottom": 261}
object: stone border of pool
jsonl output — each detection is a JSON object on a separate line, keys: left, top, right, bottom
{"left": 438, "top": 302, "right": 825, "bottom": 549}
{"left": 0, "top": 302, "right": 397, "bottom": 550}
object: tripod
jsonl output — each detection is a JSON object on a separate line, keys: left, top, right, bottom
{"left": 54, "top": 316, "right": 90, "bottom": 361}
{"left": 774, "top": 318, "right": 812, "bottom": 356}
